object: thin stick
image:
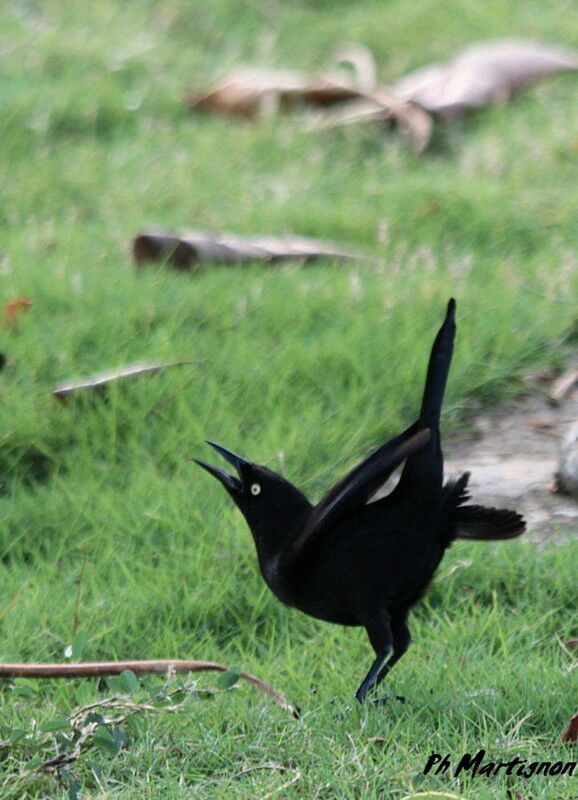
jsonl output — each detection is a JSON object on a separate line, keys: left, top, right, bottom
{"left": 0, "top": 659, "right": 298, "bottom": 716}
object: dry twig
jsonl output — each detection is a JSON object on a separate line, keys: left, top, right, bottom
{"left": 0, "top": 659, "right": 297, "bottom": 716}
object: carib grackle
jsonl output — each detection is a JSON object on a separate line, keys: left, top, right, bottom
{"left": 194, "top": 299, "right": 525, "bottom": 702}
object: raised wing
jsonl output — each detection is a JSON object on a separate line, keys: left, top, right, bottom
{"left": 284, "top": 424, "right": 430, "bottom": 564}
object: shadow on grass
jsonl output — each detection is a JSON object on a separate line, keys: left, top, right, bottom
{"left": 0, "top": 442, "right": 54, "bottom": 493}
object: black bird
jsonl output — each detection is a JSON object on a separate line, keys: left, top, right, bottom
{"left": 194, "top": 300, "right": 525, "bottom": 702}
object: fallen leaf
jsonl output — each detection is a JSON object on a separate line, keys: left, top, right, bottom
{"left": 394, "top": 39, "right": 578, "bottom": 119}
{"left": 187, "top": 66, "right": 364, "bottom": 118}
{"left": 187, "top": 44, "right": 432, "bottom": 151}
{"left": 4, "top": 297, "right": 32, "bottom": 330}
{"left": 561, "top": 711, "right": 578, "bottom": 742}
{"left": 564, "top": 638, "right": 578, "bottom": 651}
{"left": 132, "top": 232, "right": 358, "bottom": 270}
{"left": 187, "top": 43, "right": 377, "bottom": 118}
{"left": 304, "top": 88, "right": 433, "bottom": 153}
{"left": 53, "top": 360, "right": 195, "bottom": 402}
{"left": 187, "top": 40, "right": 578, "bottom": 153}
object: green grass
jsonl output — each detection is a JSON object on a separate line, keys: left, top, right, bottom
{"left": 1, "top": 1, "right": 577, "bottom": 797}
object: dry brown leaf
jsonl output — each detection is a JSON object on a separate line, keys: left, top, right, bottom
{"left": 187, "top": 66, "right": 364, "bottom": 118}
{"left": 187, "top": 40, "right": 577, "bottom": 153}
{"left": 189, "top": 68, "right": 432, "bottom": 151}
{"left": 561, "top": 711, "right": 578, "bottom": 742}
{"left": 394, "top": 39, "right": 578, "bottom": 118}
{"left": 564, "top": 638, "right": 578, "bottom": 651}
{"left": 188, "top": 43, "right": 377, "bottom": 118}
{"left": 305, "top": 87, "right": 433, "bottom": 153}
{"left": 4, "top": 297, "right": 32, "bottom": 330}
{"left": 132, "top": 231, "right": 358, "bottom": 270}
{"left": 53, "top": 360, "right": 195, "bottom": 401}
{"left": 0, "top": 659, "right": 297, "bottom": 716}
{"left": 187, "top": 44, "right": 431, "bottom": 151}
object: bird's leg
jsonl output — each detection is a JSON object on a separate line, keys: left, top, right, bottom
{"left": 390, "top": 615, "right": 411, "bottom": 670}
{"left": 356, "top": 612, "right": 412, "bottom": 704}
{"left": 378, "top": 615, "right": 411, "bottom": 704}
{"left": 355, "top": 611, "right": 394, "bottom": 703}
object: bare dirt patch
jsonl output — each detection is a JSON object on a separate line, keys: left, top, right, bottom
{"left": 446, "top": 376, "right": 578, "bottom": 541}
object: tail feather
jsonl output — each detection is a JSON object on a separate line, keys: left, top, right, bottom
{"left": 397, "top": 299, "right": 456, "bottom": 496}
{"left": 441, "top": 471, "right": 471, "bottom": 508}
{"left": 452, "top": 505, "right": 526, "bottom": 541}
{"left": 419, "top": 298, "right": 456, "bottom": 429}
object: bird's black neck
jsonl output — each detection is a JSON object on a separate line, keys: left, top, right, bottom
{"left": 247, "top": 498, "right": 313, "bottom": 579}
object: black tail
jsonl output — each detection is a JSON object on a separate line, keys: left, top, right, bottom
{"left": 418, "top": 298, "right": 456, "bottom": 429}
{"left": 442, "top": 472, "right": 526, "bottom": 541}
{"left": 396, "top": 299, "right": 456, "bottom": 496}
{"left": 453, "top": 505, "right": 526, "bottom": 540}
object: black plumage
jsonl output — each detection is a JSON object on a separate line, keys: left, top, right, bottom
{"left": 195, "top": 299, "right": 525, "bottom": 702}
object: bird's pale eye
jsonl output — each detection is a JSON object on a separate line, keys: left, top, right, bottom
{"left": 250, "top": 483, "right": 261, "bottom": 496}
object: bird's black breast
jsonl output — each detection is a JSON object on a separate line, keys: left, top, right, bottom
{"left": 266, "top": 500, "right": 450, "bottom": 626}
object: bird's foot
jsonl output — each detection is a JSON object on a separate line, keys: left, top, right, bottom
{"left": 369, "top": 693, "right": 406, "bottom": 706}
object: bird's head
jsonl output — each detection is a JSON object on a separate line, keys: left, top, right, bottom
{"left": 194, "top": 441, "right": 313, "bottom": 555}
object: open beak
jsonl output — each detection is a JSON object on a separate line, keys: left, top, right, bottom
{"left": 192, "top": 441, "right": 250, "bottom": 493}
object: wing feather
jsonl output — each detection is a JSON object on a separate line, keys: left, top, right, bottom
{"left": 284, "top": 424, "right": 430, "bottom": 563}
